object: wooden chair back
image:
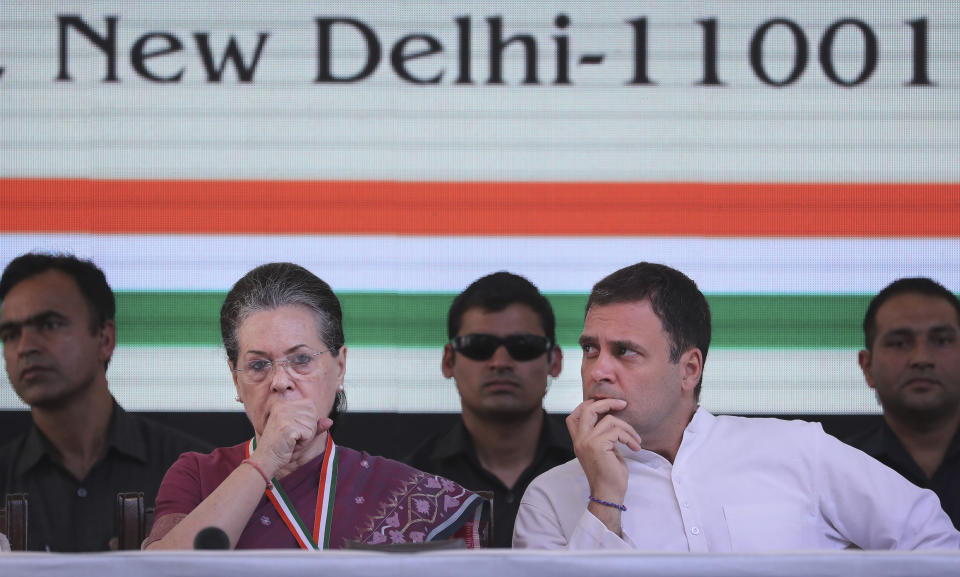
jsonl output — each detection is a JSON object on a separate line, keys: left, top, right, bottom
{"left": 474, "top": 490, "right": 494, "bottom": 548}
{"left": 1, "top": 493, "right": 29, "bottom": 551}
{"left": 116, "top": 492, "right": 146, "bottom": 550}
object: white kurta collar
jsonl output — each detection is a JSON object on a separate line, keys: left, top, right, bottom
{"left": 616, "top": 406, "right": 715, "bottom": 468}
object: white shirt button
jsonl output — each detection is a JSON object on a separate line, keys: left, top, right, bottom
{"left": 690, "top": 526, "right": 700, "bottom": 535}
{"left": 77, "top": 487, "right": 88, "bottom": 498}
{"left": 682, "top": 502, "right": 691, "bottom": 508}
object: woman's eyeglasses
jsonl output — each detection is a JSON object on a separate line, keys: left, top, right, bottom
{"left": 233, "top": 350, "right": 328, "bottom": 384}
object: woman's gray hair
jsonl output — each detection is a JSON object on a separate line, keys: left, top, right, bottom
{"left": 221, "top": 262, "right": 346, "bottom": 420}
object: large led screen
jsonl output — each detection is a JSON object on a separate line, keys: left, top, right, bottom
{"left": 2, "top": 2, "right": 958, "bottom": 414}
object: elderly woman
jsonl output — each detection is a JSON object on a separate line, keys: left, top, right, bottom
{"left": 146, "top": 263, "right": 483, "bottom": 549}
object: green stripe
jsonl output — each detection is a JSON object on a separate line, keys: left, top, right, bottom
{"left": 115, "top": 292, "right": 872, "bottom": 349}
{"left": 271, "top": 480, "right": 319, "bottom": 549}
{"left": 323, "top": 454, "right": 338, "bottom": 550}
{"left": 252, "top": 437, "right": 319, "bottom": 549}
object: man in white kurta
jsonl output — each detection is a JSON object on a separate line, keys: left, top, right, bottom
{"left": 513, "top": 262, "right": 960, "bottom": 551}
{"left": 514, "top": 406, "right": 957, "bottom": 550}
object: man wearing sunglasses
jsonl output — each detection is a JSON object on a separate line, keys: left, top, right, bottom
{"left": 513, "top": 262, "right": 959, "bottom": 551}
{"left": 406, "top": 272, "right": 574, "bottom": 548}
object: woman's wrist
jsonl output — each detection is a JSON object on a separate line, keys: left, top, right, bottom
{"left": 240, "top": 459, "right": 274, "bottom": 490}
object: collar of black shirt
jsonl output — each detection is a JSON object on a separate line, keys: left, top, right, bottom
{"left": 429, "top": 411, "right": 573, "bottom": 465}
{"left": 14, "top": 400, "right": 149, "bottom": 477}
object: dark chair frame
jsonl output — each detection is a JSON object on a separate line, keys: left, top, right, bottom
{"left": 116, "top": 492, "right": 147, "bottom": 550}
{"left": 0, "top": 491, "right": 149, "bottom": 551}
{"left": 1, "top": 493, "right": 28, "bottom": 551}
{"left": 474, "top": 490, "right": 494, "bottom": 548}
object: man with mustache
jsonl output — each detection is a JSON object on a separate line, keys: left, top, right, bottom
{"left": 0, "top": 253, "right": 208, "bottom": 551}
{"left": 513, "top": 262, "right": 959, "bottom": 550}
{"left": 406, "top": 272, "right": 574, "bottom": 547}
{"left": 848, "top": 277, "right": 960, "bottom": 529}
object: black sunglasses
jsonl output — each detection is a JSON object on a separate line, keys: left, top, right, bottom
{"left": 451, "top": 333, "right": 552, "bottom": 362}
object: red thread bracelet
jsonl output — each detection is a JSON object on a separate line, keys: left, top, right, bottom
{"left": 241, "top": 459, "right": 274, "bottom": 490}
{"left": 589, "top": 495, "right": 627, "bottom": 512}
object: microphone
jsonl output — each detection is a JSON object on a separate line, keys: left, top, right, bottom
{"left": 193, "top": 526, "right": 230, "bottom": 550}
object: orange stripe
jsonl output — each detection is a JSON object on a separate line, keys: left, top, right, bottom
{"left": 2, "top": 178, "right": 958, "bottom": 236}
{"left": 245, "top": 440, "right": 308, "bottom": 548}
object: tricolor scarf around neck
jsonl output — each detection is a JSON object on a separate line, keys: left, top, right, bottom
{"left": 245, "top": 433, "right": 338, "bottom": 550}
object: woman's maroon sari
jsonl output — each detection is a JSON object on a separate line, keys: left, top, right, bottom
{"left": 147, "top": 439, "right": 483, "bottom": 549}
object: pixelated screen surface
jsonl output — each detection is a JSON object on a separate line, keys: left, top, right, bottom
{"left": 1, "top": 2, "right": 958, "bottom": 413}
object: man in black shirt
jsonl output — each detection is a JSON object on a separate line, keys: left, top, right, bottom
{"left": 0, "top": 253, "right": 209, "bottom": 550}
{"left": 406, "top": 272, "right": 574, "bottom": 547}
{"left": 848, "top": 277, "right": 960, "bottom": 529}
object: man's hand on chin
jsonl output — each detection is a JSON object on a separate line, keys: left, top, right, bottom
{"left": 566, "top": 398, "right": 642, "bottom": 536}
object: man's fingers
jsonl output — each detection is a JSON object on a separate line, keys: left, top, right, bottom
{"left": 584, "top": 414, "right": 643, "bottom": 452}
{"left": 566, "top": 406, "right": 583, "bottom": 439}
{"left": 589, "top": 398, "right": 628, "bottom": 412}
{"left": 571, "top": 398, "right": 628, "bottom": 438}
{"left": 617, "top": 427, "right": 643, "bottom": 451}
{"left": 566, "top": 402, "right": 593, "bottom": 440}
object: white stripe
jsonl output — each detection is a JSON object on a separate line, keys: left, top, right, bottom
{"left": 253, "top": 434, "right": 318, "bottom": 550}
{"left": 267, "top": 484, "right": 316, "bottom": 550}
{"left": 0, "top": 347, "right": 879, "bottom": 414}
{"left": 3, "top": 233, "right": 960, "bottom": 293}
{"left": 315, "top": 439, "right": 336, "bottom": 549}
{"left": 4, "top": 3, "right": 958, "bottom": 181}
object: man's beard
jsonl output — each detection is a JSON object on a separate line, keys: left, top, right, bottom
{"left": 883, "top": 390, "right": 960, "bottom": 430}
{"left": 473, "top": 403, "right": 541, "bottom": 425}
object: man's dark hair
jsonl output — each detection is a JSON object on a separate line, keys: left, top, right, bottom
{"left": 221, "top": 262, "right": 346, "bottom": 423}
{"left": 586, "top": 262, "right": 711, "bottom": 398}
{"left": 863, "top": 277, "right": 960, "bottom": 351}
{"left": 0, "top": 252, "right": 115, "bottom": 332}
{"left": 448, "top": 271, "right": 557, "bottom": 345}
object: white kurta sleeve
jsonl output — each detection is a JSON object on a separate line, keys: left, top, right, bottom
{"left": 813, "top": 424, "right": 960, "bottom": 550}
{"left": 513, "top": 474, "right": 636, "bottom": 550}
